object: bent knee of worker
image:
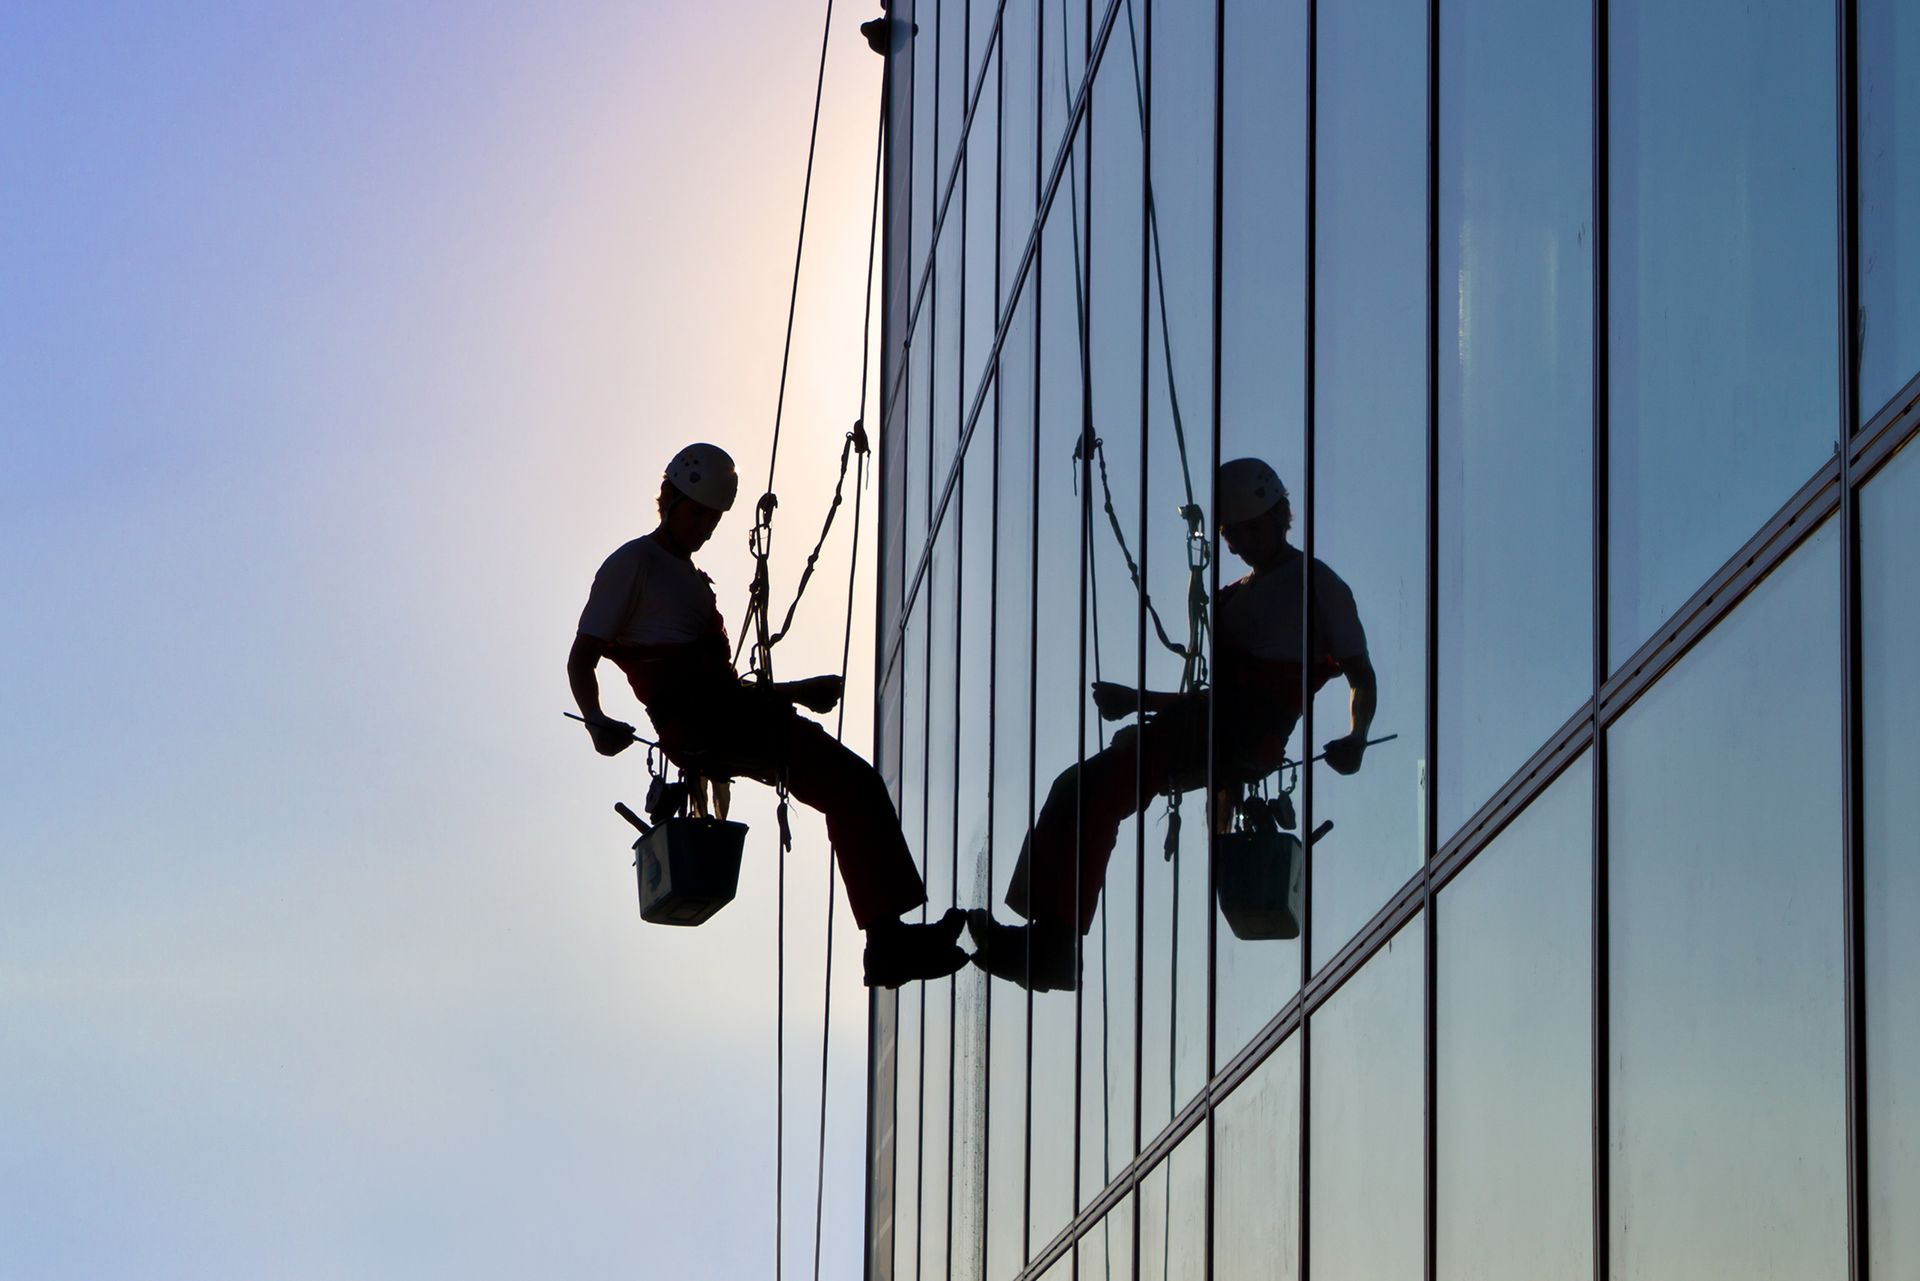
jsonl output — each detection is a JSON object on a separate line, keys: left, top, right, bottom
{"left": 786, "top": 726, "right": 887, "bottom": 797}
{"left": 1042, "top": 763, "right": 1084, "bottom": 810}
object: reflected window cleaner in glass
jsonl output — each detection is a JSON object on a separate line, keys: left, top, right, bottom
{"left": 568, "top": 443, "right": 966, "bottom": 987}
{"left": 970, "top": 458, "right": 1378, "bottom": 990}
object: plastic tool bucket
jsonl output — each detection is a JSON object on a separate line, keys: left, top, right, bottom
{"left": 1214, "top": 829, "right": 1304, "bottom": 941}
{"left": 634, "top": 818, "right": 749, "bottom": 926}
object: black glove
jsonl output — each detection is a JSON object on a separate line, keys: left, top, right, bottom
{"left": 1321, "top": 733, "right": 1367, "bottom": 776}
{"left": 784, "top": 675, "right": 844, "bottom": 714}
{"left": 586, "top": 717, "right": 636, "bottom": 757}
{"left": 1090, "top": 680, "right": 1136, "bottom": 721}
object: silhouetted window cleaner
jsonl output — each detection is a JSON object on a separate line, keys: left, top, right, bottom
{"left": 568, "top": 443, "right": 966, "bottom": 988}
{"left": 969, "top": 459, "right": 1381, "bottom": 991}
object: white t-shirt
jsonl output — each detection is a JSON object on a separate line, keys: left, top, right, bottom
{"left": 577, "top": 534, "right": 725, "bottom": 648}
{"left": 1216, "top": 554, "right": 1368, "bottom": 663}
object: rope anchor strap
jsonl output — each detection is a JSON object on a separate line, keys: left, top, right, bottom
{"left": 1073, "top": 432, "right": 1210, "bottom": 686}
{"left": 733, "top": 422, "right": 871, "bottom": 677}
{"left": 768, "top": 422, "right": 871, "bottom": 651}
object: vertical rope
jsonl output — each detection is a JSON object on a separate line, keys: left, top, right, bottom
{"left": 809, "top": 48, "right": 887, "bottom": 1281}
{"left": 767, "top": 0, "right": 840, "bottom": 495}
{"left": 776, "top": 822, "right": 787, "bottom": 1281}
{"left": 771, "top": 8, "right": 838, "bottom": 1276}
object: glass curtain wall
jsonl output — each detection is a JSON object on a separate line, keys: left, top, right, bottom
{"left": 866, "top": 0, "right": 1920, "bottom": 1277}
{"left": 1863, "top": 439, "right": 1920, "bottom": 1278}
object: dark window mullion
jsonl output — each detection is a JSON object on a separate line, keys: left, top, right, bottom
{"left": 1422, "top": 0, "right": 1441, "bottom": 1274}
{"left": 1132, "top": 5, "right": 1155, "bottom": 1279}
{"left": 1024, "top": 0, "right": 1046, "bottom": 1266}
{"left": 978, "top": 7, "right": 1006, "bottom": 1278}
{"left": 1836, "top": 0, "right": 1865, "bottom": 1278}
{"left": 1203, "top": 0, "right": 1226, "bottom": 1276}
{"left": 1589, "top": 0, "right": 1612, "bottom": 1276}
{"left": 1299, "top": 0, "right": 1319, "bottom": 1278}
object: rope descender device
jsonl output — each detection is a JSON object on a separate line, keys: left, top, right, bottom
{"left": 741, "top": 489, "right": 780, "bottom": 684}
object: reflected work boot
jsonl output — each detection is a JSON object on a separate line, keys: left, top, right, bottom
{"left": 965, "top": 909, "right": 1079, "bottom": 993}
{"left": 863, "top": 908, "right": 969, "bottom": 988}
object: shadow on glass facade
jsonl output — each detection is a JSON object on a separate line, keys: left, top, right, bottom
{"left": 864, "top": 0, "right": 1920, "bottom": 1278}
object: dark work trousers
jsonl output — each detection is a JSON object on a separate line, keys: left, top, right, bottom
{"left": 614, "top": 638, "right": 926, "bottom": 930}
{"left": 1008, "top": 667, "right": 1316, "bottom": 935}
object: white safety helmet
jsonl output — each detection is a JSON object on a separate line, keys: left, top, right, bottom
{"left": 1217, "top": 457, "right": 1289, "bottom": 526}
{"left": 664, "top": 443, "right": 739, "bottom": 512}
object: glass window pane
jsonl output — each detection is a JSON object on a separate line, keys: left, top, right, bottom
{"left": 937, "top": 0, "right": 966, "bottom": 199}
{"left": 1215, "top": 1036, "right": 1302, "bottom": 1281}
{"left": 1077, "top": 1196, "right": 1134, "bottom": 1281}
{"left": 950, "top": 432, "right": 995, "bottom": 1281}
{"left": 1607, "top": 521, "right": 1844, "bottom": 1281}
{"left": 885, "top": 0, "right": 918, "bottom": 349}
{"left": 987, "top": 300, "right": 1035, "bottom": 1281}
{"left": 963, "top": 47, "right": 1000, "bottom": 414}
{"left": 1214, "top": 0, "right": 1308, "bottom": 1070}
{"left": 1039, "top": 0, "right": 1088, "bottom": 149}
{"left": 1139, "top": 0, "right": 1216, "bottom": 1133}
{"left": 1139, "top": 1129, "right": 1206, "bottom": 1281}
{"left": 936, "top": 205, "right": 965, "bottom": 470}
{"left": 917, "top": 517, "right": 958, "bottom": 1279}
{"left": 1606, "top": 0, "right": 1839, "bottom": 662}
{"left": 1436, "top": 0, "right": 1593, "bottom": 835}
{"left": 968, "top": 0, "right": 996, "bottom": 86}
{"left": 1436, "top": 756, "right": 1592, "bottom": 1281}
{"left": 903, "top": 593, "right": 929, "bottom": 921}
{"left": 1308, "top": 915, "right": 1424, "bottom": 1281}
{"left": 912, "top": 3, "right": 939, "bottom": 315}
{"left": 908, "top": 308, "right": 935, "bottom": 560}
{"left": 1019, "top": 125, "right": 1090, "bottom": 1245}
{"left": 895, "top": 975, "right": 923, "bottom": 1280}
{"left": 882, "top": 392, "right": 910, "bottom": 643}
{"left": 1859, "top": 0, "right": 1920, "bottom": 419}
{"left": 1310, "top": 0, "right": 1431, "bottom": 970}
{"left": 999, "top": 0, "right": 1039, "bottom": 309}
{"left": 1080, "top": 36, "right": 1145, "bottom": 1200}
{"left": 1863, "top": 439, "right": 1920, "bottom": 1277}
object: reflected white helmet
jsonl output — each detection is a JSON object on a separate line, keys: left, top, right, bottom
{"left": 665, "top": 443, "right": 739, "bottom": 512}
{"left": 1217, "top": 457, "right": 1288, "bottom": 526}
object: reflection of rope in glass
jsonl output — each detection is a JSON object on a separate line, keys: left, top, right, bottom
{"left": 1057, "top": 0, "right": 1206, "bottom": 1267}
{"left": 1056, "top": 5, "right": 1119, "bottom": 1274}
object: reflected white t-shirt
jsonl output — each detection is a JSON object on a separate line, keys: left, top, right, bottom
{"left": 577, "top": 534, "right": 725, "bottom": 648}
{"left": 1216, "top": 554, "right": 1368, "bottom": 663}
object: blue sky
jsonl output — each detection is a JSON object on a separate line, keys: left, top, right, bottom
{"left": 3, "top": 4, "right": 887, "bottom": 1275}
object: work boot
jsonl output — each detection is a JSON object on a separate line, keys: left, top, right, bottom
{"left": 965, "top": 909, "right": 1079, "bottom": 992}
{"left": 863, "top": 908, "right": 968, "bottom": 988}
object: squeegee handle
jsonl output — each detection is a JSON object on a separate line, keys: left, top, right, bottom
{"left": 1277, "top": 733, "right": 1401, "bottom": 773}
{"left": 563, "top": 711, "right": 661, "bottom": 750}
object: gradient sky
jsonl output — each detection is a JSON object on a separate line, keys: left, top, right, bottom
{"left": 2, "top": 4, "right": 890, "bottom": 1276}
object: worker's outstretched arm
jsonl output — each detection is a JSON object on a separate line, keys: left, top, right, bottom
{"left": 568, "top": 633, "right": 636, "bottom": 755}
{"left": 1321, "top": 654, "right": 1377, "bottom": 775}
